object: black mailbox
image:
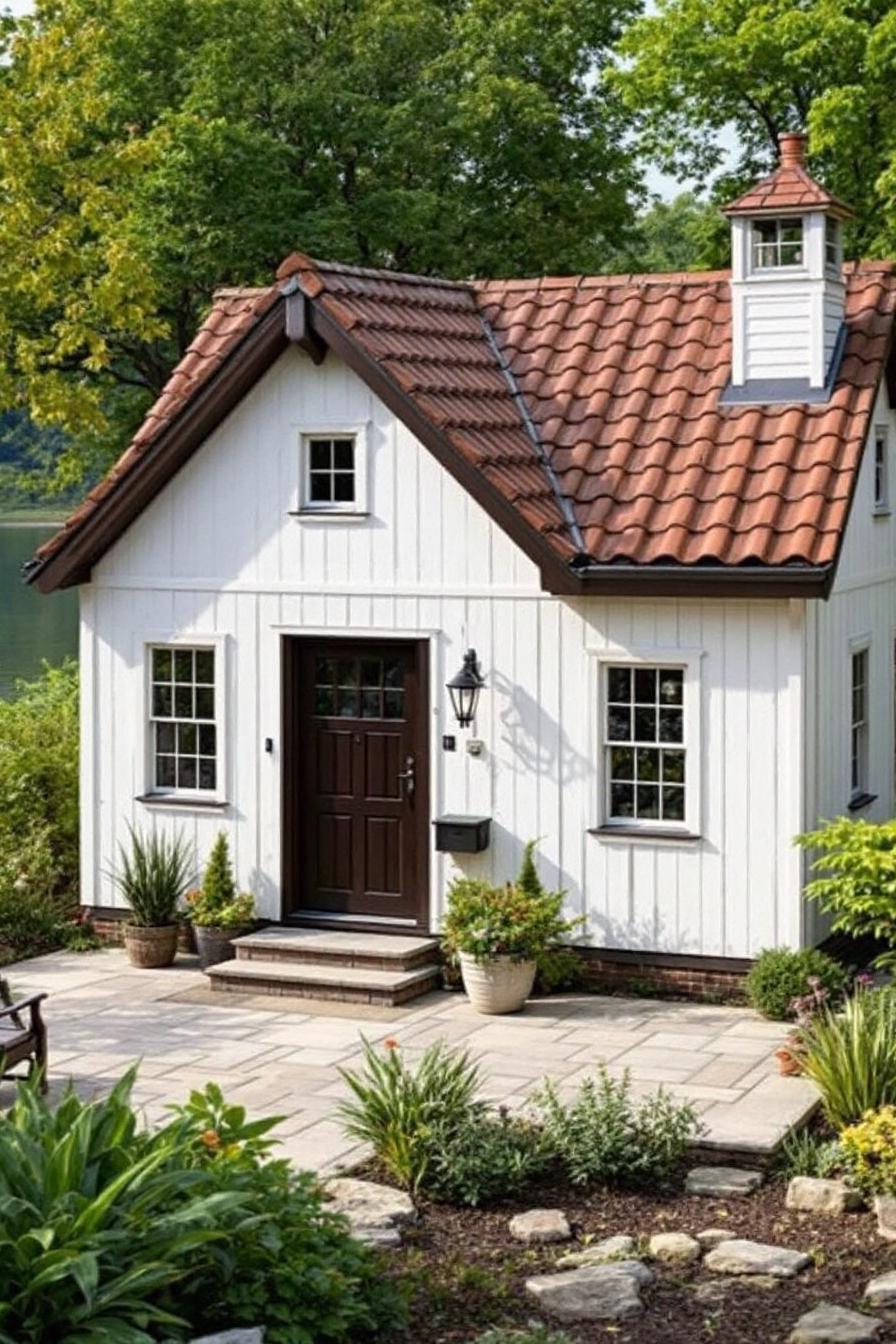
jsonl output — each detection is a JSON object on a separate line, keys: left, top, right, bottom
{"left": 433, "top": 815, "right": 491, "bottom": 853}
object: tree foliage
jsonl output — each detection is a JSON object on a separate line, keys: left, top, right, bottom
{"left": 616, "top": 0, "right": 896, "bottom": 258}
{"left": 0, "top": 0, "right": 643, "bottom": 484}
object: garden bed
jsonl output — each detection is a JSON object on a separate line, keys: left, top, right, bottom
{"left": 383, "top": 1173, "right": 895, "bottom": 1343}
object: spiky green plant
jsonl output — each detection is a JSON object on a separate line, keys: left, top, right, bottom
{"left": 110, "top": 825, "right": 194, "bottom": 927}
{"left": 799, "top": 987, "right": 896, "bottom": 1129}
{"left": 337, "top": 1038, "right": 481, "bottom": 1193}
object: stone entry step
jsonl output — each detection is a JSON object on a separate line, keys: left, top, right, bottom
{"left": 232, "top": 926, "right": 439, "bottom": 971}
{"left": 207, "top": 926, "right": 442, "bottom": 1005}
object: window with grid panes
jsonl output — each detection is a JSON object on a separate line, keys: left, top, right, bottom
{"left": 750, "top": 218, "right": 804, "bottom": 269}
{"left": 312, "top": 655, "right": 405, "bottom": 719}
{"left": 150, "top": 647, "right": 217, "bottom": 792}
{"left": 304, "top": 435, "right": 356, "bottom": 508}
{"left": 605, "top": 665, "right": 686, "bottom": 824}
{"left": 851, "top": 648, "right": 869, "bottom": 799}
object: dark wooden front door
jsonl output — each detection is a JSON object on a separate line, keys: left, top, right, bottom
{"left": 282, "top": 638, "right": 429, "bottom": 925}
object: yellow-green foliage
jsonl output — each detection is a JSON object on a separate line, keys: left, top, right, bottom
{"left": 841, "top": 1105, "right": 896, "bottom": 1196}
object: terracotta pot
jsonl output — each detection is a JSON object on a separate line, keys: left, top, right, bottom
{"left": 123, "top": 923, "right": 178, "bottom": 969}
{"left": 459, "top": 952, "right": 537, "bottom": 1014}
{"left": 194, "top": 923, "right": 254, "bottom": 972}
{"left": 775, "top": 1045, "right": 803, "bottom": 1076}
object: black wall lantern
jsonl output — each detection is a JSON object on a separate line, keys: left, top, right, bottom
{"left": 447, "top": 648, "right": 484, "bottom": 728}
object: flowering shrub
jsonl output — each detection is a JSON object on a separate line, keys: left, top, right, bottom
{"left": 840, "top": 1105, "right": 896, "bottom": 1195}
{"left": 441, "top": 841, "right": 583, "bottom": 965}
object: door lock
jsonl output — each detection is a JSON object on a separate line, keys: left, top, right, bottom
{"left": 397, "top": 754, "right": 415, "bottom": 797}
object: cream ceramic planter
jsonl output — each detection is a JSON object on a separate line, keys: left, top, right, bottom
{"left": 458, "top": 953, "right": 537, "bottom": 1015}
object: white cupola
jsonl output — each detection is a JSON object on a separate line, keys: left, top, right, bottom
{"left": 723, "top": 132, "right": 854, "bottom": 403}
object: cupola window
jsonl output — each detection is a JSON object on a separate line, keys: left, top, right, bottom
{"left": 751, "top": 218, "right": 804, "bottom": 270}
{"left": 825, "top": 217, "right": 841, "bottom": 269}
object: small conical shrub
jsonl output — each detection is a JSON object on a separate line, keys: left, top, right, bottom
{"left": 201, "top": 832, "right": 237, "bottom": 911}
{"left": 517, "top": 838, "right": 546, "bottom": 901}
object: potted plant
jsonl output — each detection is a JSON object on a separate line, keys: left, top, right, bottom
{"left": 187, "top": 832, "right": 255, "bottom": 970}
{"left": 112, "top": 825, "right": 194, "bottom": 969}
{"left": 441, "top": 840, "right": 584, "bottom": 1015}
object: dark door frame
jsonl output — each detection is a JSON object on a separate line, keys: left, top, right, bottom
{"left": 280, "top": 633, "right": 431, "bottom": 932}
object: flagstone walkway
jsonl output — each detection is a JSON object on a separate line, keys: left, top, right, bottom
{"left": 1, "top": 948, "right": 818, "bottom": 1172}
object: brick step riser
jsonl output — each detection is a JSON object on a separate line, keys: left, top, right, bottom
{"left": 235, "top": 946, "right": 438, "bottom": 972}
{"left": 209, "top": 969, "right": 441, "bottom": 1006}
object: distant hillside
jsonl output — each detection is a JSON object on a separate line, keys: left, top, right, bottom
{"left": 0, "top": 411, "right": 79, "bottom": 513}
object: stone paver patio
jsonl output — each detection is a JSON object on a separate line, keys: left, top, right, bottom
{"left": 1, "top": 948, "right": 818, "bottom": 1170}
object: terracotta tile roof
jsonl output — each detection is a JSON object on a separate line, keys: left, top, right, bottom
{"left": 723, "top": 164, "right": 854, "bottom": 220}
{"left": 32, "top": 254, "right": 896, "bottom": 585}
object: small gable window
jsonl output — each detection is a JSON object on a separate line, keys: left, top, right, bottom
{"left": 604, "top": 665, "right": 686, "bottom": 825}
{"left": 751, "top": 217, "right": 804, "bottom": 270}
{"left": 149, "top": 645, "right": 218, "bottom": 794}
{"left": 874, "top": 426, "right": 889, "bottom": 513}
{"left": 300, "top": 433, "right": 366, "bottom": 513}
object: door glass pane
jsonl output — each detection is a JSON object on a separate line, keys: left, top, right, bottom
{"left": 337, "top": 659, "right": 359, "bottom": 687}
{"left": 315, "top": 658, "right": 335, "bottom": 684}
{"left": 314, "top": 686, "right": 335, "bottom": 716}
{"left": 337, "top": 687, "right": 359, "bottom": 717}
{"left": 383, "top": 689, "right": 404, "bottom": 719}
{"left": 361, "top": 659, "right": 382, "bottom": 688}
{"left": 384, "top": 660, "right": 404, "bottom": 688}
{"left": 361, "top": 690, "right": 381, "bottom": 718}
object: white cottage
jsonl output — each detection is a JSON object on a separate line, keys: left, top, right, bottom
{"left": 28, "top": 135, "right": 896, "bottom": 997}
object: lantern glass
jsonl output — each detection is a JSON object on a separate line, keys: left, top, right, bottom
{"left": 447, "top": 649, "right": 483, "bottom": 728}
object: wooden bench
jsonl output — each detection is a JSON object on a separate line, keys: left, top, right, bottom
{"left": 0, "top": 977, "right": 48, "bottom": 1093}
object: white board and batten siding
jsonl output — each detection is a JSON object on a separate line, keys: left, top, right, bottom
{"left": 803, "top": 382, "right": 896, "bottom": 943}
{"left": 82, "top": 345, "right": 805, "bottom": 961}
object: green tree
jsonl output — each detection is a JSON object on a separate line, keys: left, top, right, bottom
{"left": 0, "top": 0, "right": 643, "bottom": 487}
{"left": 616, "top": 0, "right": 896, "bottom": 259}
{"left": 625, "top": 192, "right": 728, "bottom": 273}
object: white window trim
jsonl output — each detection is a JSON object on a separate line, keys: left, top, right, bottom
{"left": 140, "top": 632, "right": 229, "bottom": 806}
{"left": 295, "top": 423, "right": 369, "bottom": 517}
{"left": 874, "top": 424, "right": 890, "bottom": 516}
{"left": 849, "top": 637, "right": 871, "bottom": 806}
{"left": 587, "top": 646, "right": 704, "bottom": 838}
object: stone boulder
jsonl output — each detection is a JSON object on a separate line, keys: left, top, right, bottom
{"left": 648, "top": 1231, "right": 701, "bottom": 1265}
{"left": 191, "top": 1333, "right": 264, "bottom": 1344}
{"left": 788, "top": 1303, "right": 882, "bottom": 1344}
{"left": 557, "top": 1235, "right": 636, "bottom": 1268}
{"left": 865, "top": 1270, "right": 896, "bottom": 1308}
{"left": 324, "top": 1177, "right": 416, "bottom": 1248}
{"left": 786, "top": 1177, "right": 863, "bottom": 1215}
{"left": 696, "top": 1228, "right": 736, "bottom": 1250}
{"left": 509, "top": 1209, "right": 572, "bottom": 1245}
{"left": 874, "top": 1196, "right": 896, "bottom": 1242}
{"left": 686, "top": 1166, "right": 764, "bottom": 1197}
{"left": 525, "top": 1261, "right": 653, "bottom": 1322}
{"left": 704, "top": 1239, "right": 811, "bottom": 1279}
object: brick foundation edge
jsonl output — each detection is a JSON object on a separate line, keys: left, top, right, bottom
{"left": 82, "top": 906, "right": 750, "bottom": 1002}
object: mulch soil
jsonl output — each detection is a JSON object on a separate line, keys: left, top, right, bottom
{"left": 379, "top": 1172, "right": 896, "bottom": 1343}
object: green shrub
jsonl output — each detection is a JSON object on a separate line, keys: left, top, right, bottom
{"left": 798, "top": 987, "right": 896, "bottom": 1129}
{"left": 774, "top": 1127, "right": 843, "bottom": 1180}
{"left": 338, "top": 1037, "right": 481, "bottom": 1193}
{"left": 745, "top": 946, "right": 848, "bottom": 1021}
{"left": 0, "top": 660, "right": 78, "bottom": 903}
{"left": 796, "top": 817, "right": 896, "bottom": 972}
{"left": 110, "top": 823, "right": 195, "bottom": 926}
{"left": 0, "top": 1068, "right": 405, "bottom": 1344}
{"left": 442, "top": 840, "right": 583, "bottom": 966}
{"left": 187, "top": 831, "right": 254, "bottom": 928}
{"left": 0, "top": 886, "right": 70, "bottom": 964}
{"left": 427, "top": 1108, "right": 550, "bottom": 1207}
{"left": 532, "top": 1066, "right": 701, "bottom": 1188}
{"left": 840, "top": 1105, "right": 896, "bottom": 1196}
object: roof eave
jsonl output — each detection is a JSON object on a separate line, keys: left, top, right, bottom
{"left": 571, "top": 562, "right": 832, "bottom": 599}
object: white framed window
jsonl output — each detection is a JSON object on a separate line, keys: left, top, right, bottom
{"left": 850, "top": 645, "right": 870, "bottom": 802}
{"left": 298, "top": 428, "right": 368, "bottom": 515}
{"left": 751, "top": 217, "right": 805, "bottom": 270}
{"left": 590, "top": 647, "right": 703, "bottom": 836}
{"left": 145, "top": 639, "right": 226, "bottom": 801}
{"left": 874, "top": 426, "right": 889, "bottom": 513}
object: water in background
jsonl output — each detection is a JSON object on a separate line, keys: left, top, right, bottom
{"left": 0, "top": 524, "right": 79, "bottom": 697}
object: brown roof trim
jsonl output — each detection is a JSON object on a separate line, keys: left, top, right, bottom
{"left": 572, "top": 561, "right": 832, "bottom": 599}
{"left": 29, "top": 298, "right": 289, "bottom": 592}
{"left": 305, "top": 298, "right": 585, "bottom": 596}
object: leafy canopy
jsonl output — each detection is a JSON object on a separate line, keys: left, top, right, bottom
{"left": 0, "top": 0, "right": 643, "bottom": 486}
{"left": 616, "top": 0, "right": 896, "bottom": 257}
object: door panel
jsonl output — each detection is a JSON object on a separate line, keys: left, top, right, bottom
{"left": 282, "top": 639, "right": 429, "bottom": 924}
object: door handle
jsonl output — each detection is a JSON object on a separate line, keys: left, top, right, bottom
{"left": 397, "top": 755, "right": 415, "bottom": 797}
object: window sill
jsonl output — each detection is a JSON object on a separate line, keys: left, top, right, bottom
{"left": 289, "top": 510, "right": 370, "bottom": 522}
{"left": 873, "top": 506, "right": 891, "bottom": 518}
{"left": 590, "top": 825, "right": 701, "bottom": 843}
{"left": 847, "top": 791, "right": 877, "bottom": 813}
{"left": 136, "top": 793, "right": 230, "bottom": 811}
